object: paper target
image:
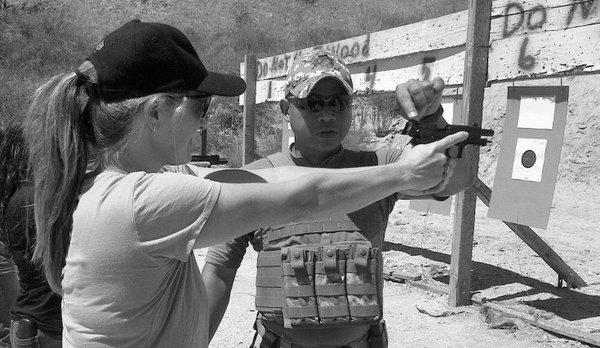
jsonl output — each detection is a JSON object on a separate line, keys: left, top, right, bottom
{"left": 511, "top": 138, "right": 547, "bottom": 182}
{"left": 517, "top": 96, "right": 556, "bottom": 130}
{"left": 488, "top": 86, "right": 568, "bottom": 230}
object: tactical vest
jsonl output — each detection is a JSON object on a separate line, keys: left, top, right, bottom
{"left": 255, "top": 152, "right": 384, "bottom": 329}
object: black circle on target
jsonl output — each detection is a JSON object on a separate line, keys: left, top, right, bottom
{"left": 521, "top": 150, "right": 537, "bottom": 168}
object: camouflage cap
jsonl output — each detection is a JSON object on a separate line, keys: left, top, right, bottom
{"left": 284, "top": 49, "right": 353, "bottom": 99}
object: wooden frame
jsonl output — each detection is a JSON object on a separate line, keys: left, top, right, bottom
{"left": 239, "top": 0, "right": 594, "bottom": 306}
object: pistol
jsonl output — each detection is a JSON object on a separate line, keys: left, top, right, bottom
{"left": 400, "top": 120, "right": 494, "bottom": 158}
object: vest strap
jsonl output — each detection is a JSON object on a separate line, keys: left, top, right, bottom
{"left": 318, "top": 304, "right": 351, "bottom": 319}
{"left": 349, "top": 304, "right": 381, "bottom": 318}
{"left": 347, "top": 283, "right": 377, "bottom": 295}
{"left": 284, "top": 305, "right": 319, "bottom": 319}
{"left": 256, "top": 287, "right": 284, "bottom": 312}
{"left": 256, "top": 274, "right": 283, "bottom": 288}
{"left": 257, "top": 252, "right": 283, "bottom": 267}
{"left": 284, "top": 285, "right": 314, "bottom": 297}
{"left": 265, "top": 218, "right": 360, "bottom": 244}
{"left": 267, "top": 152, "right": 295, "bottom": 167}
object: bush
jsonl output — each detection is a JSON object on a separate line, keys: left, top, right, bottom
{"left": 0, "top": 4, "right": 89, "bottom": 127}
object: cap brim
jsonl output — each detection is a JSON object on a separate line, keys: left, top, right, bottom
{"left": 290, "top": 74, "right": 353, "bottom": 99}
{"left": 195, "top": 71, "right": 246, "bottom": 97}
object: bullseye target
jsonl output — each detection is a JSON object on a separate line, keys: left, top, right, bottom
{"left": 511, "top": 138, "right": 546, "bottom": 182}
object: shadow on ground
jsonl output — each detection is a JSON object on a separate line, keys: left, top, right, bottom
{"left": 383, "top": 241, "right": 600, "bottom": 322}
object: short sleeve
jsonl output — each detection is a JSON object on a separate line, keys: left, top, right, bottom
{"left": 160, "top": 163, "right": 210, "bottom": 176}
{"left": 133, "top": 172, "right": 221, "bottom": 261}
{"left": 375, "top": 147, "right": 405, "bottom": 204}
{"left": 205, "top": 232, "right": 254, "bottom": 269}
{"left": 375, "top": 147, "right": 404, "bottom": 166}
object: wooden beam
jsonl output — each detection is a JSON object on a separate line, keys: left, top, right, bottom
{"left": 489, "top": 1, "right": 599, "bottom": 41}
{"left": 254, "top": 10, "right": 469, "bottom": 80}
{"left": 488, "top": 24, "right": 600, "bottom": 83}
{"left": 449, "top": 0, "right": 493, "bottom": 307}
{"left": 245, "top": 0, "right": 600, "bottom": 104}
{"left": 473, "top": 178, "right": 587, "bottom": 289}
{"left": 491, "top": 0, "right": 596, "bottom": 17}
{"left": 473, "top": 299, "right": 600, "bottom": 347}
{"left": 242, "top": 54, "right": 257, "bottom": 165}
{"left": 251, "top": 50, "right": 466, "bottom": 103}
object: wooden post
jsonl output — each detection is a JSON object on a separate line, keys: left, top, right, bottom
{"left": 242, "top": 54, "right": 257, "bottom": 165}
{"left": 200, "top": 129, "right": 208, "bottom": 156}
{"left": 449, "top": 0, "right": 492, "bottom": 306}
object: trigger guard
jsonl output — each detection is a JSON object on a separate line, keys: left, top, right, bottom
{"left": 445, "top": 146, "right": 460, "bottom": 159}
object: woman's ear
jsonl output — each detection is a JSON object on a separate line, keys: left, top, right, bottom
{"left": 145, "top": 98, "right": 162, "bottom": 133}
{"left": 279, "top": 99, "right": 290, "bottom": 122}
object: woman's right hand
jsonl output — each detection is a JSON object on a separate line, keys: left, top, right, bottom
{"left": 396, "top": 131, "right": 469, "bottom": 194}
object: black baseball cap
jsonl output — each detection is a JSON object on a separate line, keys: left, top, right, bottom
{"left": 87, "top": 19, "right": 246, "bottom": 103}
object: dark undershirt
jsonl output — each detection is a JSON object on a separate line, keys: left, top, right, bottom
{"left": 3, "top": 186, "right": 62, "bottom": 337}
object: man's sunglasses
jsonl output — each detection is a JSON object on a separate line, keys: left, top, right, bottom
{"left": 287, "top": 94, "right": 352, "bottom": 113}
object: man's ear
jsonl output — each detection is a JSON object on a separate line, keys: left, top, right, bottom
{"left": 279, "top": 99, "right": 290, "bottom": 122}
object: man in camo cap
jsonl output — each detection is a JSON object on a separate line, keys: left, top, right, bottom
{"left": 285, "top": 49, "right": 353, "bottom": 99}
{"left": 203, "top": 49, "right": 475, "bottom": 347}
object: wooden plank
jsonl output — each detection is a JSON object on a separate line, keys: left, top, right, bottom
{"left": 238, "top": 62, "right": 245, "bottom": 106}
{"left": 244, "top": 1, "right": 600, "bottom": 105}
{"left": 473, "top": 299, "right": 600, "bottom": 347}
{"left": 407, "top": 279, "right": 450, "bottom": 296}
{"left": 489, "top": 23, "right": 600, "bottom": 82}
{"left": 449, "top": 0, "right": 493, "bottom": 307}
{"left": 492, "top": 0, "right": 595, "bottom": 17}
{"left": 490, "top": 1, "right": 599, "bottom": 41}
{"left": 242, "top": 54, "right": 257, "bottom": 165}
{"left": 254, "top": 10, "right": 469, "bottom": 80}
{"left": 473, "top": 178, "right": 588, "bottom": 289}
{"left": 250, "top": 21, "right": 600, "bottom": 101}
{"left": 249, "top": 49, "right": 466, "bottom": 103}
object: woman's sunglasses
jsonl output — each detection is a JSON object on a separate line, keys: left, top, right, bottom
{"left": 186, "top": 95, "right": 213, "bottom": 119}
{"left": 287, "top": 94, "right": 351, "bottom": 113}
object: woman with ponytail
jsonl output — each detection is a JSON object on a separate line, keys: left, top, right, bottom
{"left": 24, "top": 20, "right": 463, "bottom": 347}
{"left": 0, "top": 126, "right": 62, "bottom": 347}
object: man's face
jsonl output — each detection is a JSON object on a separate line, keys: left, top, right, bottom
{"left": 287, "top": 78, "right": 352, "bottom": 153}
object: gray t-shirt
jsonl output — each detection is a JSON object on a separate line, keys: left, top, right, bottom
{"left": 62, "top": 170, "right": 220, "bottom": 347}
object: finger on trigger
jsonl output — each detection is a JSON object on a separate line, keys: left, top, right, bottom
{"left": 433, "top": 131, "right": 469, "bottom": 152}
